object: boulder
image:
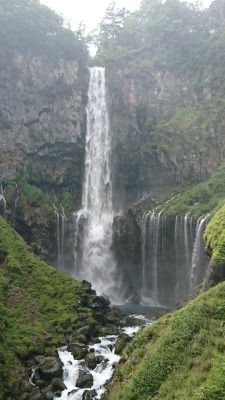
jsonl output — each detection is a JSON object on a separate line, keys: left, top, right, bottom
{"left": 82, "top": 280, "right": 95, "bottom": 294}
{"left": 115, "top": 333, "right": 131, "bottom": 355}
{"left": 38, "top": 357, "right": 63, "bottom": 381}
{"left": 76, "top": 371, "right": 93, "bottom": 388}
{"left": 85, "top": 353, "right": 97, "bottom": 370}
{"left": 67, "top": 343, "right": 88, "bottom": 359}
{"left": 41, "top": 385, "right": 54, "bottom": 400}
{"left": 51, "top": 377, "right": 67, "bottom": 391}
{"left": 82, "top": 389, "right": 97, "bottom": 399}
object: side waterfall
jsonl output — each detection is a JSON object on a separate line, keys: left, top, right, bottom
{"left": 0, "top": 184, "right": 6, "bottom": 217}
{"left": 73, "top": 67, "right": 117, "bottom": 302}
{"left": 141, "top": 211, "right": 209, "bottom": 305}
{"left": 54, "top": 206, "right": 66, "bottom": 270}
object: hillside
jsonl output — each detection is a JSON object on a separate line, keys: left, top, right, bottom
{"left": 0, "top": 216, "right": 120, "bottom": 399}
{"left": 104, "top": 283, "right": 225, "bottom": 399}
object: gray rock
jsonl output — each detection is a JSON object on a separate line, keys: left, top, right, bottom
{"left": 51, "top": 377, "right": 67, "bottom": 391}
{"left": 41, "top": 385, "right": 54, "bottom": 400}
{"left": 67, "top": 343, "right": 88, "bottom": 359}
{"left": 82, "top": 389, "right": 97, "bottom": 399}
{"left": 76, "top": 371, "right": 93, "bottom": 388}
{"left": 38, "top": 357, "right": 63, "bottom": 381}
{"left": 85, "top": 353, "right": 97, "bottom": 370}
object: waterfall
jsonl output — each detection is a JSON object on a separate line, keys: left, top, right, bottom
{"left": 0, "top": 184, "right": 6, "bottom": 217}
{"left": 54, "top": 206, "right": 66, "bottom": 270}
{"left": 141, "top": 210, "right": 163, "bottom": 306}
{"left": 191, "top": 213, "right": 210, "bottom": 287}
{"left": 140, "top": 210, "right": 209, "bottom": 306}
{"left": 141, "top": 211, "right": 150, "bottom": 301}
{"left": 74, "top": 67, "right": 117, "bottom": 302}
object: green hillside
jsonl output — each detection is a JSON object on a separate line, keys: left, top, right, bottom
{"left": 0, "top": 216, "right": 114, "bottom": 399}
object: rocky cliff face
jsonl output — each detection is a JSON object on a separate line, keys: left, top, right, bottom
{"left": 0, "top": 51, "right": 89, "bottom": 203}
{"left": 0, "top": 52, "right": 89, "bottom": 262}
{"left": 106, "top": 55, "right": 225, "bottom": 207}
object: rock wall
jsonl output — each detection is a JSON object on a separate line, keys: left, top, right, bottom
{"left": 0, "top": 51, "right": 89, "bottom": 204}
{"left": 0, "top": 51, "right": 89, "bottom": 262}
{"left": 106, "top": 56, "right": 225, "bottom": 208}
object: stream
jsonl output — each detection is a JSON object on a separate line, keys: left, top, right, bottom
{"left": 56, "top": 314, "right": 152, "bottom": 400}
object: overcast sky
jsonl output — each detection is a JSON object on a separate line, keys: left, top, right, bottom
{"left": 40, "top": 0, "right": 143, "bottom": 32}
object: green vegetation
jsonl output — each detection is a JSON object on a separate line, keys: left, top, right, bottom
{"left": 0, "top": 0, "right": 88, "bottom": 62}
{"left": 93, "top": 0, "right": 225, "bottom": 80}
{"left": 5, "top": 181, "right": 74, "bottom": 215}
{"left": 154, "top": 165, "right": 225, "bottom": 219}
{"left": 0, "top": 215, "right": 98, "bottom": 398}
{"left": 204, "top": 203, "right": 225, "bottom": 263}
{"left": 105, "top": 282, "right": 225, "bottom": 400}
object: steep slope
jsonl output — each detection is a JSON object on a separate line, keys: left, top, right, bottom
{"left": 104, "top": 280, "right": 225, "bottom": 400}
{"left": 0, "top": 216, "right": 120, "bottom": 399}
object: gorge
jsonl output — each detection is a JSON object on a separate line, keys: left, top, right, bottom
{"left": 1, "top": 0, "right": 225, "bottom": 399}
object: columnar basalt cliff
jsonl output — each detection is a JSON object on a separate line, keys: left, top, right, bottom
{"left": 0, "top": 51, "right": 89, "bottom": 198}
{"left": 0, "top": 51, "right": 89, "bottom": 260}
{"left": 106, "top": 60, "right": 225, "bottom": 207}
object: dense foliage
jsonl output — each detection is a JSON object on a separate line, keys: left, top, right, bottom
{"left": 204, "top": 203, "right": 225, "bottom": 263}
{"left": 94, "top": 0, "right": 225, "bottom": 73}
{"left": 0, "top": 0, "right": 88, "bottom": 61}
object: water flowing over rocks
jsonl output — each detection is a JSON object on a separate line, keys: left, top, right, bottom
{"left": 113, "top": 204, "right": 209, "bottom": 307}
{"left": 56, "top": 315, "right": 152, "bottom": 400}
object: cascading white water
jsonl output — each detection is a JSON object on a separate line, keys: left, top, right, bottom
{"left": 141, "top": 210, "right": 163, "bottom": 306}
{"left": 140, "top": 210, "right": 209, "bottom": 306}
{"left": 54, "top": 206, "right": 66, "bottom": 269}
{"left": 191, "top": 213, "right": 210, "bottom": 287}
{"left": 74, "top": 67, "right": 117, "bottom": 301}
{"left": 0, "top": 184, "right": 6, "bottom": 217}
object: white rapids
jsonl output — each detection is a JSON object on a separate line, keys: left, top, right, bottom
{"left": 56, "top": 317, "right": 152, "bottom": 400}
{"left": 57, "top": 336, "right": 120, "bottom": 400}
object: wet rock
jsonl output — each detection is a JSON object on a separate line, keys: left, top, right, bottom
{"left": 96, "top": 355, "right": 105, "bottom": 364}
{"left": 78, "top": 324, "right": 98, "bottom": 341}
{"left": 85, "top": 352, "right": 97, "bottom": 370}
{"left": 38, "top": 357, "right": 63, "bottom": 381}
{"left": 41, "top": 385, "right": 54, "bottom": 399}
{"left": 91, "top": 295, "right": 110, "bottom": 311}
{"left": 51, "top": 377, "right": 67, "bottom": 391}
{"left": 206, "top": 261, "right": 225, "bottom": 287}
{"left": 67, "top": 343, "right": 88, "bottom": 359}
{"left": 76, "top": 371, "right": 94, "bottom": 388}
{"left": 82, "top": 389, "right": 97, "bottom": 399}
{"left": 54, "top": 392, "right": 62, "bottom": 398}
{"left": 82, "top": 280, "right": 95, "bottom": 294}
{"left": 115, "top": 333, "right": 131, "bottom": 355}
{"left": 68, "top": 389, "right": 78, "bottom": 396}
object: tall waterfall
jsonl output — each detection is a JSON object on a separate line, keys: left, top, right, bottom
{"left": 74, "top": 67, "right": 117, "bottom": 301}
{"left": 140, "top": 211, "right": 209, "bottom": 306}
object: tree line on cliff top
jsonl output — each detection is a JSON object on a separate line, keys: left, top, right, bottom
{"left": 0, "top": 0, "right": 88, "bottom": 61}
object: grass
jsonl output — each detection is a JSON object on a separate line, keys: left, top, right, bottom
{"left": 153, "top": 165, "right": 225, "bottom": 219}
{"left": 0, "top": 216, "right": 101, "bottom": 399}
{"left": 204, "top": 203, "right": 225, "bottom": 263}
{"left": 104, "top": 282, "right": 225, "bottom": 400}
